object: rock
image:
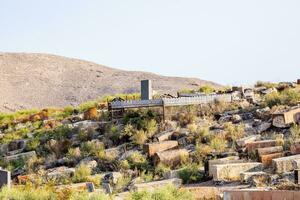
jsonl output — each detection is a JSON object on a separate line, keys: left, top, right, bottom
{"left": 208, "top": 156, "right": 243, "bottom": 176}
{"left": 78, "top": 158, "right": 97, "bottom": 170}
{"left": 47, "top": 167, "right": 75, "bottom": 179}
{"left": 144, "top": 140, "right": 178, "bottom": 157}
{"left": 272, "top": 106, "right": 300, "bottom": 128}
{"left": 256, "top": 107, "right": 271, "bottom": 120}
{"left": 236, "top": 135, "right": 261, "bottom": 147}
{"left": 0, "top": 144, "right": 8, "bottom": 155}
{"left": 56, "top": 182, "right": 95, "bottom": 193}
{"left": 260, "top": 152, "right": 283, "bottom": 168}
{"left": 130, "top": 178, "right": 182, "bottom": 192}
{"left": 272, "top": 154, "right": 300, "bottom": 173}
{"left": 164, "top": 120, "right": 178, "bottom": 130}
{"left": 154, "top": 130, "right": 174, "bottom": 142}
{"left": 291, "top": 144, "right": 300, "bottom": 155}
{"left": 211, "top": 162, "right": 262, "bottom": 181}
{"left": 256, "top": 122, "right": 271, "bottom": 134}
{"left": 153, "top": 149, "right": 189, "bottom": 167}
{"left": 163, "top": 169, "right": 182, "bottom": 179}
{"left": 218, "top": 115, "right": 232, "bottom": 123}
{"left": 8, "top": 139, "right": 27, "bottom": 152}
{"left": 103, "top": 172, "right": 122, "bottom": 185}
{"left": 73, "top": 120, "right": 100, "bottom": 129}
{"left": 240, "top": 171, "right": 268, "bottom": 184}
{"left": 232, "top": 114, "right": 242, "bottom": 123}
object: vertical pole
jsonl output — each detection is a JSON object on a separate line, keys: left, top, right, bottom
{"left": 162, "top": 99, "right": 166, "bottom": 122}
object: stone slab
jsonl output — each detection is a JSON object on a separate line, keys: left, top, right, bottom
{"left": 4, "top": 151, "right": 36, "bottom": 162}
{"left": 144, "top": 140, "right": 178, "bottom": 156}
{"left": 257, "top": 146, "right": 283, "bottom": 157}
{"left": 272, "top": 154, "right": 300, "bottom": 173}
{"left": 236, "top": 135, "right": 261, "bottom": 147}
{"left": 130, "top": 178, "right": 182, "bottom": 192}
{"left": 208, "top": 156, "right": 243, "bottom": 176}
{"left": 246, "top": 140, "right": 276, "bottom": 152}
{"left": 211, "top": 162, "right": 262, "bottom": 181}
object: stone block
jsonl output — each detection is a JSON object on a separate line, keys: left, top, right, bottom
{"left": 8, "top": 139, "right": 27, "bottom": 151}
{"left": 246, "top": 140, "right": 276, "bottom": 152}
{"left": 260, "top": 152, "right": 283, "bottom": 168}
{"left": 0, "top": 170, "right": 11, "bottom": 189}
{"left": 257, "top": 146, "right": 283, "bottom": 156}
{"left": 272, "top": 154, "right": 300, "bottom": 173}
{"left": 211, "top": 162, "right": 262, "bottom": 181}
{"left": 236, "top": 135, "right": 261, "bottom": 147}
{"left": 155, "top": 130, "right": 174, "bottom": 142}
{"left": 153, "top": 149, "right": 189, "bottom": 167}
{"left": 86, "top": 182, "right": 95, "bottom": 193}
{"left": 224, "top": 190, "right": 300, "bottom": 200}
{"left": 56, "top": 182, "right": 94, "bottom": 192}
{"left": 4, "top": 151, "right": 36, "bottom": 162}
{"left": 130, "top": 178, "right": 182, "bottom": 192}
{"left": 273, "top": 106, "right": 300, "bottom": 128}
{"left": 163, "top": 169, "right": 182, "bottom": 179}
{"left": 141, "top": 80, "right": 152, "bottom": 100}
{"left": 291, "top": 144, "right": 300, "bottom": 155}
{"left": 208, "top": 156, "right": 243, "bottom": 176}
{"left": 256, "top": 122, "right": 271, "bottom": 134}
{"left": 144, "top": 140, "right": 178, "bottom": 156}
{"left": 47, "top": 167, "right": 75, "bottom": 179}
{"left": 240, "top": 171, "right": 268, "bottom": 183}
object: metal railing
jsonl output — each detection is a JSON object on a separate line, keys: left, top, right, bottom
{"left": 110, "top": 94, "right": 232, "bottom": 109}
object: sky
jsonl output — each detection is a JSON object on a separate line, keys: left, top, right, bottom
{"left": 1, "top": 0, "right": 300, "bottom": 85}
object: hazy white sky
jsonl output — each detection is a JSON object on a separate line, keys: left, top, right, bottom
{"left": 1, "top": 0, "right": 300, "bottom": 85}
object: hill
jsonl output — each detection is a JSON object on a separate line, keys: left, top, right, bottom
{"left": 0, "top": 53, "right": 219, "bottom": 112}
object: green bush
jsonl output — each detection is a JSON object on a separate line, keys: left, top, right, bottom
{"left": 145, "top": 119, "right": 158, "bottom": 138}
{"left": 255, "top": 81, "right": 277, "bottom": 89}
{"left": 224, "top": 122, "right": 245, "bottom": 141}
{"left": 199, "top": 85, "right": 215, "bottom": 94}
{"left": 72, "top": 164, "right": 92, "bottom": 183}
{"left": 127, "top": 152, "right": 149, "bottom": 170}
{"left": 131, "top": 130, "right": 148, "bottom": 145}
{"left": 26, "top": 138, "right": 40, "bottom": 151}
{"left": 264, "top": 89, "right": 300, "bottom": 107}
{"left": 209, "top": 136, "right": 227, "bottom": 153}
{"left": 178, "top": 163, "right": 203, "bottom": 184}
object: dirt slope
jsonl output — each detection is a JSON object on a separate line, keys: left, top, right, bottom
{"left": 0, "top": 53, "right": 220, "bottom": 112}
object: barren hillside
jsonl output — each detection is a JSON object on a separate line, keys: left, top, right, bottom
{"left": 0, "top": 53, "right": 219, "bottom": 112}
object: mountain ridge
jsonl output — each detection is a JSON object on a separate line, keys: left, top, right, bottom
{"left": 0, "top": 52, "right": 220, "bottom": 112}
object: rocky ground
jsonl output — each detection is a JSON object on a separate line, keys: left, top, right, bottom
{"left": 0, "top": 81, "right": 300, "bottom": 200}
